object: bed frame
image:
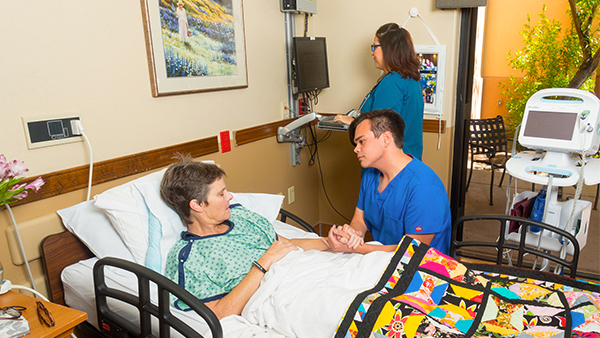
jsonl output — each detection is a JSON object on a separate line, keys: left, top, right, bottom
{"left": 40, "top": 208, "right": 317, "bottom": 337}
{"left": 41, "top": 230, "right": 95, "bottom": 305}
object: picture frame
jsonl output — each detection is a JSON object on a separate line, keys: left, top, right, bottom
{"left": 140, "top": 0, "right": 248, "bottom": 97}
{"left": 415, "top": 45, "right": 446, "bottom": 116}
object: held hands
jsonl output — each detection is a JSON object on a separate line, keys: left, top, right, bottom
{"left": 322, "top": 224, "right": 364, "bottom": 252}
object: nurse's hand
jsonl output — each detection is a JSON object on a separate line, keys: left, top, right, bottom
{"left": 339, "top": 224, "right": 364, "bottom": 250}
{"left": 323, "top": 225, "right": 363, "bottom": 252}
{"left": 333, "top": 115, "right": 354, "bottom": 125}
{"left": 257, "top": 238, "right": 298, "bottom": 270}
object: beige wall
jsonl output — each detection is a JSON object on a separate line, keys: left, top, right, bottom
{"left": 1, "top": 1, "right": 462, "bottom": 288}
{"left": 479, "top": 0, "right": 571, "bottom": 118}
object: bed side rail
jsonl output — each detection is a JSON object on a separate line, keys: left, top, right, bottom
{"left": 278, "top": 208, "right": 316, "bottom": 234}
{"left": 93, "top": 257, "right": 222, "bottom": 338}
{"left": 451, "top": 214, "right": 580, "bottom": 278}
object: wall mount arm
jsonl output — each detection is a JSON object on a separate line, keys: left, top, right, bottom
{"left": 276, "top": 112, "right": 322, "bottom": 143}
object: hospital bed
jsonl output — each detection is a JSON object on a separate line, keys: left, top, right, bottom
{"left": 40, "top": 168, "right": 600, "bottom": 338}
{"left": 41, "top": 208, "right": 316, "bottom": 338}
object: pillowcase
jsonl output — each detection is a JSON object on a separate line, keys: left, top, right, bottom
{"left": 94, "top": 169, "right": 167, "bottom": 265}
{"left": 57, "top": 200, "right": 134, "bottom": 261}
{"left": 133, "top": 178, "right": 186, "bottom": 274}
{"left": 229, "top": 192, "right": 284, "bottom": 225}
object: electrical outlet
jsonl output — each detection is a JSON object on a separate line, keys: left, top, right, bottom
{"left": 22, "top": 114, "right": 83, "bottom": 149}
{"left": 288, "top": 186, "right": 295, "bottom": 204}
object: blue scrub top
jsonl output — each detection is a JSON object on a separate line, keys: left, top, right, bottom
{"left": 357, "top": 159, "right": 451, "bottom": 255}
{"left": 361, "top": 72, "right": 424, "bottom": 160}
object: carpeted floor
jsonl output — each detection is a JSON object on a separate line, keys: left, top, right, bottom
{"left": 463, "top": 164, "right": 600, "bottom": 281}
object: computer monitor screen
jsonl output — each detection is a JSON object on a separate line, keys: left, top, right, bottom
{"left": 523, "top": 110, "right": 577, "bottom": 141}
{"left": 293, "top": 37, "right": 330, "bottom": 93}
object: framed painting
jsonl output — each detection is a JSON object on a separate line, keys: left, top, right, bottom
{"left": 415, "top": 45, "right": 446, "bottom": 116}
{"left": 140, "top": 0, "right": 248, "bottom": 97}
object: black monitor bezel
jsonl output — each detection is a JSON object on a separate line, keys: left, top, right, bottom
{"left": 292, "top": 37, "right": 330, "bottom": 94}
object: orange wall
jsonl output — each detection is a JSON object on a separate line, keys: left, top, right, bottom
{"left": 479, "top": 0, "right": 571, "bottom": 119}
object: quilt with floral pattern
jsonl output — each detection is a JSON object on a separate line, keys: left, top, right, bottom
{"left": 335, "top": 236, "right": 600, "bottom": 338}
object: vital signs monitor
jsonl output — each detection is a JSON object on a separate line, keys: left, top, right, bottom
{"left": 518, "top": 88, "right": 600, "bottom": 155}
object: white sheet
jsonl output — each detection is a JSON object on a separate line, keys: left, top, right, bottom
{"left": 62, "top": 221, "right": 392, "bottom": 338}
{"left": 241, "top": 249, "right": 393, "bottom": 337}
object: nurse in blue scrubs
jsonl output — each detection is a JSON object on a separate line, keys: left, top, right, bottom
{"left": 335, "top": 23, "right": 424, "bottom": 160}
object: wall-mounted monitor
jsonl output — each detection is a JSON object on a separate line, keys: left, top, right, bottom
{"left": 293, "top": 37, "right": 330, "bottom": 94}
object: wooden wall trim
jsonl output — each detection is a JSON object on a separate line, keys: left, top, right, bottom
{"left": 234, "top": 119, "right": 295, "bottom": 146}
{"left": 11, "top": 137, "right": 219, "bottom": 207}
{"left": 10, "top": 117, "right": 446, "bottom": 207}
{"left": 424, "top": 119, "right": 446, "bottom": 133}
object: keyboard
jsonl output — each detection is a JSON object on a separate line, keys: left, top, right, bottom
{"left": 317, "top": 116, "right": 349, "bottom": 131}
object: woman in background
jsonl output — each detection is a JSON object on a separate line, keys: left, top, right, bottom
{"left": 176, "top": 0, "right": 189, "bottom": 42}
{"left": 335, "top": 23, "right": 424, "bottom": 160}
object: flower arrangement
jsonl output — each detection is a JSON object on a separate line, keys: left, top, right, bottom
{"left": 0, "top": 155, "right": 44, "bottom": 206}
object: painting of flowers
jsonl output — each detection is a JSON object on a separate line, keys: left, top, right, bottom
{"left": 141, "top": 0, "right": 247, "bottom": 96}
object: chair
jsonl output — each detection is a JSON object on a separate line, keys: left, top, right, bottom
{"left": 466, "top": 115, "right": 510, "bottom": 205}
{"left": 450, "top": 214, "right": 580, "bottom": 278}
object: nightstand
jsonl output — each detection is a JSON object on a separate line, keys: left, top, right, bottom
{"left": 0, "top": 290, "right": 87, "bottom": 338}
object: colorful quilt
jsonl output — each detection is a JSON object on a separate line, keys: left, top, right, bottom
{"left": 335, "top": 236, "right": 600, "bottom": 338}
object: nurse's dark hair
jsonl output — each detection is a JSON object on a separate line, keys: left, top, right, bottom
{"left": 160, "top": 153, "right": 226, "bottom": 226}
{"left": 349, "top": 109, "right": 405, "bottom": 150}
{"left": 376, "top": 23, "right": 420, "bottom": 81}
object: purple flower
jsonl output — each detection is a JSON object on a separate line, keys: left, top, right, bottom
{"left": 26, "top": 177, "right": 44, "bottom": 192}
{"left": 0, "top": 163, "right": 8, "bottom": 180}
{"left": 7, "top": 160, "right": 28, "bottom": 178}
{"left": 11, "top": 190, "right": 28, "bottom": 200}
{"left": 0, "top": 154, "right": 45, "bottom": 206}
{"left": 8, "top": 183, "right": 27, "bottom": 192}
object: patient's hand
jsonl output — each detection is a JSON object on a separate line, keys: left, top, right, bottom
{"left": 323, "top": 225, "right": 364, "bottom": 252}
{"left": 258, "top": 238, "right": 298, "bottom": 270}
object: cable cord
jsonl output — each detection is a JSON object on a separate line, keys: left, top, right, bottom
{"left": 81, "top": 131, "right": 94, "bottom": 201}
{"left": 304, "top": 13, "right": 309, "bottom": 37}
{"left": 5, "top": 204, "right": 37, "bottom": 291}
{"left": 554, "top": 154, "right": 586, "bottom": 274}
{"left": 10, "top": 284, "right": 49, "bottom": 301}
{"left": 309, "top": 125, "right": 351, "bottom": 222}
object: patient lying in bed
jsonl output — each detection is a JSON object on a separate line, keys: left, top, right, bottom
{"left": 160, "top": 156, "right": 331, "bottom": 320}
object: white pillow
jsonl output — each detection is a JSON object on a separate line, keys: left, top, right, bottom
{"left": 94, "top": 170, "right": 166, "bottom": 265}
{"left": 133, "top": 178, "right": 185, "bottom": 273}
{"left": 229, "top": 192, "right": 284, "bottom": 224}
{"left": 57, "top": 200, "right": 134, "bottom": 261}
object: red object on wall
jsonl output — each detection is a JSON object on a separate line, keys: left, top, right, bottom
{"left": 298, "top": 98, "right": 308, "bottom": 115}
{"left": 220, "top": 131, "right": 231, "bottom": 153}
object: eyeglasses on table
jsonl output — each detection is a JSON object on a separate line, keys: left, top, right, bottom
{"left": 0, "top": 306, "right": 26, "bottom": 319}
{"left": 36, "top": 301, "right": 55, "bottom": 327}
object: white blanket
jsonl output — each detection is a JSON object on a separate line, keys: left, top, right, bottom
{"left": 226, "top": 249, "right": 395, "bottom": 338}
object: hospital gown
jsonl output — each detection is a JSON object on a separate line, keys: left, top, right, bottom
{"left": 165, "top": 204, "right": 277, "bottom": 309}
